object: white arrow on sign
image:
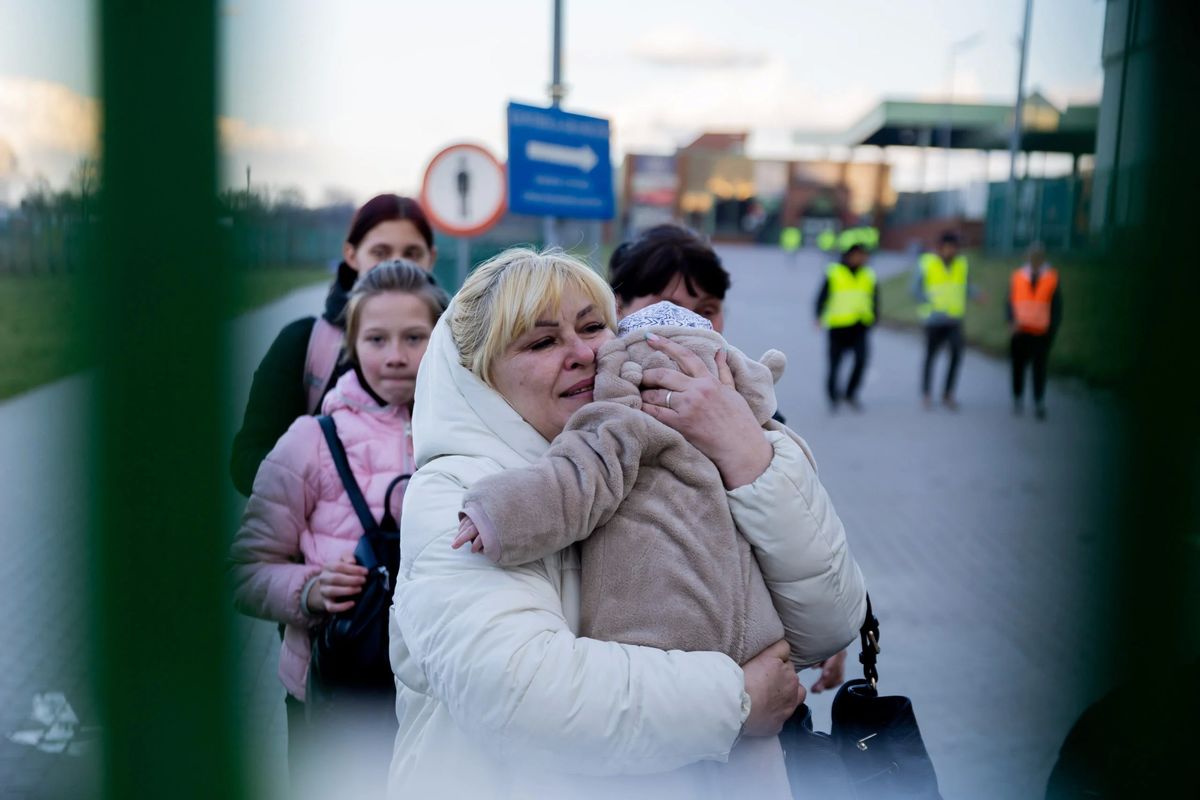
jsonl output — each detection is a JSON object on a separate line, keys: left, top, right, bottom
{"left": 525, "top": 140, "right": 598, "bottom": 172}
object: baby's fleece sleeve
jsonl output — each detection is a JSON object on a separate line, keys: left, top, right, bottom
{"left": 461, "top": 402, "right": 666, "bottom": 566}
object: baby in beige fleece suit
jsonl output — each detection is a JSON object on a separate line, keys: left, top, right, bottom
{"left": 454, "top": 301, "right": 788, "bottom": 665}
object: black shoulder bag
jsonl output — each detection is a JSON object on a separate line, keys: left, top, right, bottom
{"left": 779, "top": 595, "right": 942, "bottom": 799}
{"left": 306, "top": 415, "right": 409, "bottom": 718}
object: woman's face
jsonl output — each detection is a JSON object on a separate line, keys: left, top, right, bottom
{"left": 355, "top": 291, "right": 435, "bottom": 409}
{"left": 620, "top": 273, "right": 725, "bottom": 333}
{"left": 344, "top": 219, "right": 437, "bottom": 272}
{"left": 490, "top": 287, "right": 614, "bottom": 441}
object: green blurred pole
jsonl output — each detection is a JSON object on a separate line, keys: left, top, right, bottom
{"left": 91, "top": 1, "right": 243, "bottom": 798}
{"left": 1111, "top": 2, "right": 1199, "bottom": 667}
{"left": 1046, "top": 1, "right": 1199, "bottom": 794}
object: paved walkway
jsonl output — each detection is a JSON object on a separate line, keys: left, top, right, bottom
{"left": 0, "top": 250, "right": 1116, "bottom": 799}
{"left": 0, "top": 374, "right": 97, "bottom": 799}
{"left": 719, "top": 244, "right": 1114, "bottom": 799}
{"left": 0, "top": 281, "right": 329, "bottom": 799}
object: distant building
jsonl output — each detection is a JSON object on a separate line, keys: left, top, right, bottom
{"left": 794, "top": 95, "right": 1099, "bottom": 250}
{"left": 620, "top": 131, "right": 892, "bottom": 244}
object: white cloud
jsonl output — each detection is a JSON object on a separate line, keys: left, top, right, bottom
{"left": 218, "top": 116, "right": 311, "bottom": 153}
{"left": 0, "top": 76, "right": 98, "bottom": 198}
{"left": 608, "top": 56, "right": 878, "bottom": 157}
{"left": 0, "top": 76, "right": 98, "bottom": 156}
{"left": 0, "top": 75, "right": 323, "bottom": 200}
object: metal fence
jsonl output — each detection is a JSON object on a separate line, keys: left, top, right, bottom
{"left": 0, "top": 214, "right": 92, "bottom": 274}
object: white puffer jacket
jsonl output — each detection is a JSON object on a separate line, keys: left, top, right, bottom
{"left": 387, "top": 308, "right": 867, "bottom": 799}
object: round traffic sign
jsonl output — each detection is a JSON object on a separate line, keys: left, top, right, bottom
{"left": 420, "top": 143, "right": 507, "bottom": 237}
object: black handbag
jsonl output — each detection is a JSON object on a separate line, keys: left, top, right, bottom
{"left": 779, "top": 596, "right": 942, "bottom": 799}
{"left": 306, "top": 415, "right": 409, "bottom": 719}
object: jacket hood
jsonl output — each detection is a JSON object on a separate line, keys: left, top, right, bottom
{"left": 321, "top": 366, "right": 410, "bottom": 422}
{"left": 410, "top": 301, "right": 551, "bottom": 470}
{"left": 594, "top": 327, "right": 787, "bottom": 425}
{"left": 321, "top": 262, "right": 356, "bottom": 325}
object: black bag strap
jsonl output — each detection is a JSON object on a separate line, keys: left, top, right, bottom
{"left": 317, "top": 415, "right": 378, "bottom": 533}
{"left": 857, "top": 594, "right": 881, "bottom": 688}
{"left": 379, "top": 473, "right": 412, "bottom": 532}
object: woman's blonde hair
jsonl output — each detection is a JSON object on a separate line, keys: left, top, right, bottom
{"left": 451, "top": 247, "right": 617, "bottom": 385}
{"left": 343, "top": 259, "right": 450, "bottom": 364}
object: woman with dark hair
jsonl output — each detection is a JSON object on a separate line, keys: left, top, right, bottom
{"left": 609, "top": 224, "right": 731, "bottom": 331}
{"left": 231, "top": 259, "right": 449, "bottom": 794}
{"left": 610, "top": 223, "right": 850, "bottom": 693}
{"left": 230, "top": 194, "right": 438, "bottom": 496}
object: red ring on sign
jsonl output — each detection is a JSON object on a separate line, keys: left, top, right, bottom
{"left": 420, "top": 143, "right": 508, "bottom": 237}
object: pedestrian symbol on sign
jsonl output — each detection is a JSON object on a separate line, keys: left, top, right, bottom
{"left": 420, "top": 143, "right": 507, "bottom": 238}
{"left": 456, "top": 158, "right": 470, "bottom": 220}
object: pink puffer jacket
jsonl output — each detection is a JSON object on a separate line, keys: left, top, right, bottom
{"left": 230, "top": 368, "right": 415, "bottom": 701}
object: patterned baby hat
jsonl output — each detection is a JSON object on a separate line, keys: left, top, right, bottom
{"left": 616, "top": 301, "right": 714, "bottom": 337}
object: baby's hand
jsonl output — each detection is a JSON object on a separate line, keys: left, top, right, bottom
{"left": 451, "top": 514, "right": 486, "bottom": 553}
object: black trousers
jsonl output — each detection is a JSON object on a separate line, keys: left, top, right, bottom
{"left": 1011, "top": 332, "right": 1051, "bottom": 404}
{"left": 827, "top": 324, "right": 870, "bottom": 403}
{"left": 922, "top": 321, "right": 963, "bottom": 398}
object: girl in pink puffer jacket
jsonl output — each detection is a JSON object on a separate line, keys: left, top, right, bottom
{"left": 229, "top": 259, "right": 448, "bottom": 788}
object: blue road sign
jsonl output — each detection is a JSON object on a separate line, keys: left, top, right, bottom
{"left": 506, "top": 102, "right": 615, "bottom": 220}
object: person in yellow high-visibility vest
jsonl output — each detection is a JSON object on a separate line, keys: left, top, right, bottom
{"left": 814, "top": 244, "right": 878, "bottom": 411}
{"left": 911, "top": 231, "right": 978, "bottom": 410}
{"left": 779, "top": 226, "right": 802, "bottom": 263}
{"left": 863, "top": 226, "right": 880, "bottom": 251}
{"left": 1007, "top": 242, "right": 1062, "bottom": 419}
{"left": 817, "top": 227, "right": 837, "bottom": 252}
{"left": 836, "top": 227, "right": 861, "bottom": 253}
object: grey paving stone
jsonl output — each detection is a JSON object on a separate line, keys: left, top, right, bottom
{"left": 719, "top": 244, "right": 1113, "bottom": 800}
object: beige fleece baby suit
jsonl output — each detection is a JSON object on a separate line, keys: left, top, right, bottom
{"left": 461, "top": 302, "right": 789, "bottom": 665}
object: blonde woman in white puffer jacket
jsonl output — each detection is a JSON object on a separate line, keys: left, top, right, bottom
{"left": 388, "top": 248, "right": 868, "bottom": 799}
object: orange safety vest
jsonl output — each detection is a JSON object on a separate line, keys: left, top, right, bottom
{"left": 1010, "top": 266, "right": 1058, "bottom": 335}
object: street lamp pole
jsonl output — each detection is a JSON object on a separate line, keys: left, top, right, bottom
{"left": 544, "top": 0, "right": 565, "bottom": 247}
{"left": 941, "top": 32, "right": 983, "bottom": 217}
{"left": 1004, "top": 0, "right": 1034, "bottom": 253}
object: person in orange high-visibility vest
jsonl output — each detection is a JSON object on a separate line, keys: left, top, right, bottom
{"left": 1007, "top": 242, "right": 1062, "bottom": 420}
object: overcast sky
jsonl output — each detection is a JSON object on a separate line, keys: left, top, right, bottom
{"left": 0, "top": 0, "right": 1106, "bottom": 204}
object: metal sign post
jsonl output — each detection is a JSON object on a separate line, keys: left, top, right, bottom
{"left": 546, "top": 0, "right": 566, "bottom": 246}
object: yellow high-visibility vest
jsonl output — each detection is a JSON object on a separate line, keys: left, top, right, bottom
{"left": 837, "top": 228, "right": 860, "bottom": 252}
{"left": 919, "top": 253, "right": 968, "bottom": 319}
{"left": 821, "top": 263, "right": 877, "bottom": 328}
{"left": 780, "top": 227, "right": 802, "bottom": 251}
{"left": 818, "top": 229, "right": 837, "bottom": 251}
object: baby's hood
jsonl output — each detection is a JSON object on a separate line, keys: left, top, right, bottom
{"left": 594, "top": 301, "right": 786, "bottom": 425}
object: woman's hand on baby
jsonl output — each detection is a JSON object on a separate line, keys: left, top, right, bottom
{"left": 451, "top": 515, "right": 487, "bottom": 554}
{"left": 306, "top": 556, "right": 368, "bottom": 615}
{"left": 741, "top": 639, "right": 805, "bottom": 737}
{"left": 638, "top": 333, "right": 773, "bottom": 489}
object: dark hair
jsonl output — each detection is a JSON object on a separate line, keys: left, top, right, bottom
{"left": 939, "top": 231, "right": 961, "bottom": 246}
{"left": 343, "top": 259, "right": 449, "bottom": 364}
{"left": 608, "top": 224, "right": 731, "bottom": 305}
{"left": 346, "top": 194, "right": 435, "bottom": 250}
{"left": 841, "top": 244, "right": 867, "bottom": 263}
